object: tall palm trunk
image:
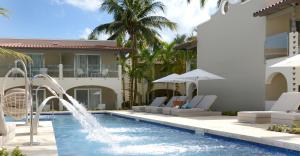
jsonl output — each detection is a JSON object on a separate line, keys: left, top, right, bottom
{"left": 129, "top": 32, "right": 138, "bottom": 108}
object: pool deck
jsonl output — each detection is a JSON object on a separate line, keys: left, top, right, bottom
{"left": 5, "top": 121, "right": 57, "bottom": 156}
{"left": 108, "top": 110, "right": 300, "bottom": 152}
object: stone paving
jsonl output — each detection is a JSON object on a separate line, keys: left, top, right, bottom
{"left": 109, "top": 110, "right": 300, "bottom": 152}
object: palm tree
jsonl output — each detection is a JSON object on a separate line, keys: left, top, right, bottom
{"left": 90, "top": 0, "right": 176, "bottom": 107}
{"left": 0, "top": 7, "right": 31, "bottom": 62}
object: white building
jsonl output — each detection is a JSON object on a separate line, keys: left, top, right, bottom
{"left": 197, "top": 0, "right": 300, "bottom": 111}
{"left": 0, "top": 38, "right": 125, "bottom": 110}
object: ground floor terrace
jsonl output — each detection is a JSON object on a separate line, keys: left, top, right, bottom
{"left": 5, "top": 111, "right": 300, "bottom": 156}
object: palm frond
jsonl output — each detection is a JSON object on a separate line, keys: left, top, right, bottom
{"left": 0, "top": 8, "right": 9, "bottom": 17}
{"left": 0, "top": 48, "right": 32, "bottom": 63}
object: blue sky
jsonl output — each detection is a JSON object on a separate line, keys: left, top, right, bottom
{"left": 0, "top": 0, "right": 219, "bottom": 42}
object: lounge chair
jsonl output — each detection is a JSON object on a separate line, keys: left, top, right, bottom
{"left": 132, "top": 97, "right": 167, "bottom": 112}
{"left": 271, "top": 112, "right": 300, "bottom": 125}
{"left": 162, "top": 95, "right": 204, "bottom": 115}
{"left": 238, "top": 92, "right": 300, "bottom": 124}
{"left": 171, "top": 95, "right": 221, "bottom": 116}
{"left": 148, "top": 96, "right": 187, "bottom": 114}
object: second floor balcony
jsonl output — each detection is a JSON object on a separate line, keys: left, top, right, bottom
{"left": 0, "top": 63, "right": 121, "bottom": 79}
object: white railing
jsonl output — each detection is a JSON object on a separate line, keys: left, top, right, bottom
{"left": 0, "top": 63, "right": 122, "bottom": 79}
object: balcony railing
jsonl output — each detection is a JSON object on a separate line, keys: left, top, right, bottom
{"left": 0, "top": 63, "right": 120, "bottom": 78}
{"left": 63, "top": 63, "right": 119, "bottom": 78}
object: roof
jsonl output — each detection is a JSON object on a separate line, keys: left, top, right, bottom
{"left": 254, "top": 0, "right": 299, "bottom": 17}
{"left": 174, "top": 39, "right": 197, "bottom": 50}
{"left": 0, "top": 38, "right": 129, "bottom": 51}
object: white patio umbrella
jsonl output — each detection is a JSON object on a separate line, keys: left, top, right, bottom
{"left": 177, "top": 69, "right": 224, "bottom": 95}
{"left": 271, "top": 54, "right": 300, "bottom": 67}
{"left": 153, "top": 74, "right": 189, "bottom": 96}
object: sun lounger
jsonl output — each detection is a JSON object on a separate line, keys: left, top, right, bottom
{"left": 238, "top": 92, "right": 300, "bottom": 124}
{"left": 171, "top": 95, "right": 221, "bottom": 116}
{"left": 132, "top": 97, "right": 167, "bottom": 112}
{"left": 162, "top": 95, "right": 204, "bottom": 115}
{"left": 271, "top": 112, "right": 300, "bottom": 125}
{"left": 149, "top": 96, "right": 187, "bottom": 114}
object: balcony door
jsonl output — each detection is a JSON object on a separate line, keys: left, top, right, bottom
{"left": 75, "top": 54, "right": 101, "bottom": 77}
{"left": 75, "top": 88, "right": 102, "bottom": 110}
{"left": 27, "top": 53, "right": 45, "bottom": 76}
{"left": 32, "top": 88, "right": 46, "bottom": 112}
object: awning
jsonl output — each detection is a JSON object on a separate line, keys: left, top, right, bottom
{"left": 271, "top": 54, "right": 300, "bottom": 67}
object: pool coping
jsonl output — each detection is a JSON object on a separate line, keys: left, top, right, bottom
{"left": 39, "top": 110, "right": 300, "bottom": 153}
{"left": 106, "top": 111, "right": 300, "bottom": 153}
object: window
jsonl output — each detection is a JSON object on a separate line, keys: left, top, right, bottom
{"left": 75, "top": 54, "right": 101, "bottom": 77}
{"left": 32, "top": 88, "right": 46, "bottom": 112}
{"left": 27, "top": 53, "right": 45, "bottom": 76}
{"left": 296, "top": 21, "right": 300, "bottom": 32}
{"left": 75, "top": 88, "right": 102, "bottom": 110}
{"left": 221, "top": 1, "right": 229, "bottom": 15}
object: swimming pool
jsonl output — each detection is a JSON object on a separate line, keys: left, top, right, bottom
{"left": 52, "top": 113, "right": 299, "bottom": 156}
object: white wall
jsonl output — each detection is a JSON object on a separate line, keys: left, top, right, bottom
{"left": 197, "top": 0, "right": 266, "bottom": 111}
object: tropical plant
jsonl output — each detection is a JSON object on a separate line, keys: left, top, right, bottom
{"left": 0, "top": 8, "right": 8, "bottom": 17}
{"left": 135, "top": 48, "right": 158, "bottom": 104}
{"left": 90, "top": 0, "right": 176, "bottom": 107}
{"left": 0, "top": 147, "right": 25, "bottom": 156}
{"left": 0, "top": 48, "right": 31, "bottom": 63}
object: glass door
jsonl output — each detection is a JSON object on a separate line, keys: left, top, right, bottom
{"left": 28, "top": 54, "right": 44, "bottom": 76}
{"left": 75, "top": 89, "right": 89, "bottom": 108}
{"left": 89, "top": 89, "right": 101, "bottom": 110}
{"left": 75, "top": 54, "right": 101, "bottom": 77}
{"left": 32, "top": 89, "right": 46, "bottom": 112}
{"left": 75, "top": 55, "right": 88, "bottom": 77}
{"left": 88, "top": 55, "right": 100, "bottom": 77}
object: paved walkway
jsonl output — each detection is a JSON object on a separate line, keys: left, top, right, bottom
{"left": 109, "top": 110, "right": 300, "bottom": 152}
{"left": 6, "top": 121, "right": 57, "bottom": 156}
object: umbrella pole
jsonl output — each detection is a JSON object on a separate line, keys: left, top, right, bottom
{"left": 196, "top": 81, "right": 199, "bottom": 95}
{"left": 173, "top": 83, "right": 176, "bottom": 97}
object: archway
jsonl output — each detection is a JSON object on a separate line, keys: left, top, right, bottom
{"left": 66, "top": 85, "right": 117, "bottom": 110}
{"left": 266, "top": 72, "right": 288, "bottom": 100}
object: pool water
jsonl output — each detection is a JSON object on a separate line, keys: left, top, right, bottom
{"left": 52, "top": 114, "right": 299, "bottom": 156}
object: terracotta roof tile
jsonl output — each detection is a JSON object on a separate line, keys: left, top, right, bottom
{"left": 254, "top": 0, "right": 299, "bottom": 17}
{"left": 0, "top": 38, "right": 129, "bottom": 51}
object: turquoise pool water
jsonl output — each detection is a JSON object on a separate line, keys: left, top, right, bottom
{"left": 52, "top": 114, "right": 299, "bottom": 156}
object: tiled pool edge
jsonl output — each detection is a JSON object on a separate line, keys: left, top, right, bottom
{"left": 107, "top": 111, "right": 300, "bottom": 153}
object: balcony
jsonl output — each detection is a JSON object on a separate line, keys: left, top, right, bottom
{"left": 265, "top": 32, "right": 289, "bottom": 59}
{"left": 0, "top": 63, "right": 121, "bottom": 79}
{"left": 63, "top": 63, "right": 120, "bottom": 78}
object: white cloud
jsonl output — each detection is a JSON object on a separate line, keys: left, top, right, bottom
{"left": 158, "top": 0, "right": 219, "bottom": 42}
{"left": 52, "top": 0, "right": 101, "bottom": 11}
{"left": 79, "top": 27, "right": 93, "bottom": 39}
{"left": 70, "top": 0, "right": 220, "bottom": 42}
{"left": 79, "top": 27, "right": 110, "bottom": 40}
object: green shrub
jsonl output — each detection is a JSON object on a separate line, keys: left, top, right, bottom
{"left": 11, "top": 147, "right": 25, "bottom": 156}
{"left": 0, "top": 148, "right": 8, "bottom": 156}
{"left": 268, "top": 124, "right": 300, "bottom": 134}
{"left": 0, "top": 147, "right": 25, "bottom": 156}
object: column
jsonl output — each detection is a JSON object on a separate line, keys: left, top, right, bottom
{"left": 116, "top": 91, "right": 123, "bottom": 109}
{"left": 59, "top": 64, "right": 63, "bottom": 80}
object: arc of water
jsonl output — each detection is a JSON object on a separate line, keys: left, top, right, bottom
{"left": 31, "top": 74, "right": 118, "bottom": 145}
{"left": 33, "top": 96, "right": 59, "bottom": 134}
